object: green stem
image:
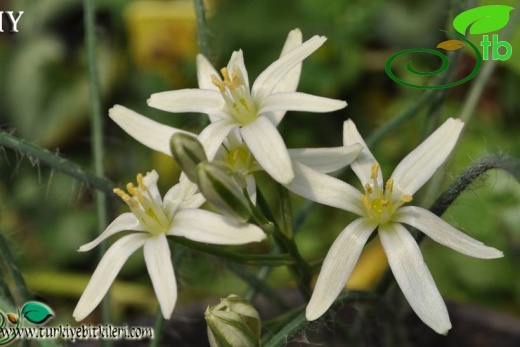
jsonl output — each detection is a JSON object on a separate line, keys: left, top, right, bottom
{"left": 149, "top": 308, "right": 164, "bottom": 347}
{"left": 193, "top": 0, "right": 209, "bottom": 57}
{"left": 226, "top": 264, "right": 290, "bottom": 310}
{"left": 0, "top": 230, "right": 31, "bottom": 303}
{"left": 0, "top": 131, "right": 114, "bottom": 195}
{"left": 252, "top": 191, "right": 312, "bottom": 299}
{"left": 171, "top": 236, "right": 294, "bottom": 266}
{"left": 83, "top": 0, "right": 110, "bottom": 340}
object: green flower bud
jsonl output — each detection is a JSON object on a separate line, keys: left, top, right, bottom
{"left": 170, "top": 133, "right": 208, "bottom": 182}
{"left": 205, "top": 294, "right": 261, "bottom": 347}
{"left": 196, "top": 162, "right": 252, "bottom": 223}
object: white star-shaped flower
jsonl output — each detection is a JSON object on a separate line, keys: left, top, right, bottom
{"left": 109, "top": 105, "right": 361, "bottom": 203}
{"left": 73, "top": 171, "right": 265, "bottom": 321}
{"left": 146, "top": 28, "right": 347, "bottom": 184}
{"left": 293, "top": 118, "right": 503, "bottom": 334}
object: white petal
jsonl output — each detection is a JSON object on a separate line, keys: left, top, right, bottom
{"left": 394, "top": 206, "right": 503, "bottom": 259}
{"left": 252, "top": 35, "right": 327, "bottom": 102}
{"left": 197, "top": 54, "right": 220, "bottom": 91}
{"left": 265, "top": 28, "right": 304, "bottom": 126}
{"left": 276, "top": 28, "right": 303, "bottom": 92}
{"left": 141, "top": 170, "right": 162, "bottom": 204}
{"left": 379, "top": 223, "right": 451, "bottom": 335}
{"left": 147, "top": 89, "right": 227, "bottom": 119}
{"left": 287, "top": 161, "right": 365, "bottom": 215}
{"left": 109, "top": 105, "right": 193, "bottom": 156}
{"left": 306, "top": 218, "right": 377, "bottom": 321}
{"left": 79, "top": 213, "right": 144, "bottom": 252}
{"left": 288, "top": 144, "right": 362, "bottom": 173}
{"left": 343, "top": 119, "right": 382, "bottom": 187}
{"left": 390, "top": 118, "right": 464, "bottom": 196}
{"left": 163, "top": 177, "right": 205, "bottom": 220}
{"left": 144, "top": 234, "right": 177, "bottom": 319}
{"left": 240, "top": 117, "right": 294, "bottom": 185}
{"left": 169, "top": 209, "right": 266, "bottom": 245}
{"left": 259, "top": 92, "right": 347, "bottom": 114}
{"left": 73, "top": 233, "right": 148, "bottom": 321}
{"left": 246, "top": 174, "right": 257, "bottom": 205}
{"left": 227, "top": 50, "right": 250, "bottom": 89}
{"left": 198, "top": 119, "right": 238, "bottom": 159}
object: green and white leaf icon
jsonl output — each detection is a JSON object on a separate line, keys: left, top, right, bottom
{"left": 21, "top": 302, "right": 54, "bottom": 324}
{"left": 453, "top": 5, "right": 515, "bottom": 35}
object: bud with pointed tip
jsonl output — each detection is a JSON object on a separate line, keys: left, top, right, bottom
{"left": 170, "top": 133, "right": 208, "bottom": 182}
{"left": 205, "top": 294, "right": 261, "bottom": 347}
{"left": 196, "top": 162, "right": 252, "bottom": 223}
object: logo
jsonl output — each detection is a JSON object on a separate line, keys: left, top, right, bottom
{"left": 0, "top": 301, "right": 54, "bottom": 345}
{"left": 385, "top": 5, "right": 515, "bottom": 89}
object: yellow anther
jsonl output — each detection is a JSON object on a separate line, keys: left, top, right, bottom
{"left": 220, "top": 67, "right": 232, "bottom": 85}
{"left": 137, "top": 173, "right": 147, "bottom": 190}
{"left": 401, "top": 195, "right": 413, "bottom": 203}
{"left": 364, "top": 183, "right": 373, "bottom": 195}
{"left": 370, "top": 163, "right": 379, "bottom": 180}
{"left": 211, "top": 75, "right": 225, "bottom": 92}
{"left": 362, "top": 195, "right": 371, "bottom": 210}
{"left": 113, "top": 188, "right": 130, "bottom": 201}
{"left": 126, "top": 183, "right": 144, "bottom": 202}
{"left": 385, "top": 179, "right": 394, "bottom": 192}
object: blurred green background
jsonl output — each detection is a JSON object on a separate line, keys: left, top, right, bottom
{"left": 0, "top": 0, "right": 519, "bottom": 332}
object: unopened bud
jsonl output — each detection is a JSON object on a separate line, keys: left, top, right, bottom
{"left": 196, "top": 162, "right": 251, "bottom": 223}
{"left": 170, "top": 133, "right": 208, "bottom": 182}
{"left": 205, "top": 294, "right": 261, "bottom": 347}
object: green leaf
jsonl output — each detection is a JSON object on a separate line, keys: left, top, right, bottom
{"left": 20, "top": 302, "right": 54, "bottom": 324}
{"left": 453, "top": 5, "right": 515, "bottom": 35}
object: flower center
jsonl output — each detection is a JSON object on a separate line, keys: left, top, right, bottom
{"left": 212, "top": 67, "right": 258, "bottom": 126}
{"left": 361, "top": 164, "right": 413, "bottom": 224}
{"left": 225, "top": 145, "right": 256, "bottom": 175}
{"left": 113, "top": 173, "right": 170, "bottom": 235}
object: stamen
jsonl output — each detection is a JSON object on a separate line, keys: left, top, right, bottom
{"left": 211, "top": 75, "right": 225, "bottom": 92}
{"left": 385, "top": 179, "right": 394, "bottom": 192}
{"left": 362, "top": 195, "right": 371, "bottom": 210}
{"left": 370, "top": 163, "right": 379, "bottom": 180}
{"left": 221, "top": 67, "right": 232, "bottom": 85}
{"left": 400, "top": 195, "right": 413, "bottom": 203}
{"left": 364, "top": 183, "right": 373, "bottom": 195}
{"left": 113, "top": 188, "right": 130, "bottom": 202}
{"left": 137, "top": 173, "right": 147, "bottom": 190}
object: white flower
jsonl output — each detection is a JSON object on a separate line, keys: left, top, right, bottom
{"left": 73, "top": 171, "right": 265, "bottom": 321}
{"left": 296, "top": 118, "right": 503, "bottom": 334}
{"left": 109, "top": 106, "right": 362, "bottom": 203}
{"left": 147, "top": 28, "right": 347, "bottom": 185}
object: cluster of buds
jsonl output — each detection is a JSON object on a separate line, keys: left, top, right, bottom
{"left": 170, "top": 133, "right": 252, "bottom": 224}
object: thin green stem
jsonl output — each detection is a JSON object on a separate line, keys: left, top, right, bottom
{"left": 149, "top": 308, "right": 164, "bottom": 347}
{"left": 193, "top": 0, "right": 209, "bottom": 57}
{"left": 0, "top": 131, "right": 114, "bottom": 195}
{"left": 171, "top": 236, "right": 294, "bottom": 266}
{"left": 83, "top": 0, "right": 110, "bottom": 341}
{"left": 251, "top": 190, "right": 312, "bottom": 299}
{"left": 0, "top": 230, "right": 31, "bottom": 303}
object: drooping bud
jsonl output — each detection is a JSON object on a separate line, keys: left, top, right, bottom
{"left": 205, "top": 294, "right": 261, "bottom": 347}
{"left": 196, "top": 162, "right": 252, "bottom": 223}
{"left": 170, "top": 133, "right": 208, "bottom": 182}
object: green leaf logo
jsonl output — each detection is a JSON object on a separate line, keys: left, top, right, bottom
{"left": 20, "top": 302, "right": 54, "bottom": 324}
{"left": 453, "top": 5, "right": 515, "bottom": 35}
